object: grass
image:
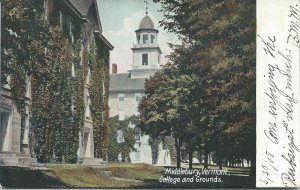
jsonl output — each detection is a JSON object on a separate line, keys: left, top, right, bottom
{"left": 0, "top": 163, "right": 254, "bottom": 188}
{"left": 0, "top": 165, "right": 142, "bottom": 188}
{"left": 107, "top": 163, "right": 165, "bottom": 180}
{"left": 0, "top": 166, "right": 68, "bottom": 188}
{"left": 44, "top": 164, "right": 143, "bottom": 188}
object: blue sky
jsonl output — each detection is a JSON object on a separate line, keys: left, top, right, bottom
{"left": 97, "top": 0, "right": 179, "bottom": 73}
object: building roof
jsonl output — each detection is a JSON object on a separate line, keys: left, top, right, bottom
{"left": 64, "top": 0, "right": 113, "bottom": 50}
{"left": 139, "top": 15, "right": 155, "bottom": 29}
{"left": 68, "top": 0, "right": 93, "bottom": 16}
{"left": 109, "top": 73, "right": 145, "bottom": 92}
{"left": 95, "top": 31, "right": 114, "bottom": 50}
{"left": 65, "top": 0, "right": 103, "bottom": 32}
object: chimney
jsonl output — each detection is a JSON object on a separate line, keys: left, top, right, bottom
{"left": 112, "top": 63, "right": 117, "bottom": 74}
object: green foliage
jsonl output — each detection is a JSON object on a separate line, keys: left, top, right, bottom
{"left": 31, "top": 27, "right": 79, "bottom": 163}
{"left": 141, "top": 0, "right": 256, "bottom": 172}
{"left": 1, "top": 0, "right": 48, "bottom": 110}
{"left": 89, "top": 39, "right": 110, "bottom": 159}
{"left": 2, "top": 0, "right": 110, "bottom": 163}
{"left": 108, "top": 116, "right": 139, "bottom": 162}
{"left": 162, "top": 136, "right": 176, "bottom": 164}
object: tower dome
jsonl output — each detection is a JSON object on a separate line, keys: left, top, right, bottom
{"left": 131, "top": 13, "right": 162, "bottom": 79}
{"left": 139, "top": 15, "right": 155, "bottom": 29}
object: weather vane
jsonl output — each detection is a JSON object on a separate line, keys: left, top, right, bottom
{"left": 144, "top": 0, "right": 149, "bottom": 15}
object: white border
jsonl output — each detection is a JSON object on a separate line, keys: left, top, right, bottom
{"left": 256, "top": 0, "right": 300, "bottom": 187}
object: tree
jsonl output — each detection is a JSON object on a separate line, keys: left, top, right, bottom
{"left": 153, "top": 0, "right": 256, "bottom": 175}
{"left": 139, "top": 64, "right": 181, "bottom": 167}
{"left": 139, "top": 63, "right": 205, "bottom": 169}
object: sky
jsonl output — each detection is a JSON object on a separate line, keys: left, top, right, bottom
{"left": 97, "top": 0, "right": 179, "bottom": 73}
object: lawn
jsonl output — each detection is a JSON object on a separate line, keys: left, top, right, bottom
{"left": 0, "top": 163, "right": 254, "bottom": 188}
{"left": 44, "top": 164, "right": 144, "bottom": 188}
{"left": 0, "top": 164, "right": 144, "bottom": 188}
{"left": 107, "top": 163, "right": 164, "bottom": 180}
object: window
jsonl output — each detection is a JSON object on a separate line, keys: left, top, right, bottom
{"left": 59, "top": 12, "right": 73, "bottom": 37}
{"left": 143, "top": 34, "right": 148, "bottom": 44}
{"left": 20, "top": 116, "right": 25, "bottom": 144}
{"left": 142, "top": 54, "right": 148, "bottom": 65}
{"left": 85, "top": 96, "right": 91, "bottom": 118}
{"left": 59, "top": 11, "right": 63, "bottom": 29}
{"left": 44, "top": 0, "right": 49, "bottom": 21}
{"left": 151, "top": 35, "right": 155, "bottom": 44}
{"left": 135, "top": 93, "right": 142, "bottom": 102}
{"left": 25, "top": 77, "right": 30, "bottom": 98}
{"left": 137, "top": 35, "right": 140, "bottom": 44}
{"left": 118, "top": 93, "right": 125, "bottom": 102}
{"left": 117, "top": 130, "right": 124, "bottom": 143}
{"left": 69, "top": 20, "right": 74, "bottom": 43}
{"left": 86, "top": 67, "right": 91, "bottom": 85}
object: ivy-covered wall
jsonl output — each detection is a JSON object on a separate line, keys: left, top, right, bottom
{"left": 31, "top": 27, "right": 79, "bottom": 163}
{"left": 108, "top": 116, "right": 139, "bottom": 162}
{"left": 90, "top": 38, "right": 110, "bottom": 159}
{"left": 1, "top": 0, "right": 111, "bottom": 163}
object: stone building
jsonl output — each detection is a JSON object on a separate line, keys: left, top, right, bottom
{"left": 109, "top": 13, "right": 171, "bottom": 166}
{"left": 0, "top": 0, "right": 113, "bottom": 165}
{"left": 0, "top": 77, "right": 34, "bottom": 165}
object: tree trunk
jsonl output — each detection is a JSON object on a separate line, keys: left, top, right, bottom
{"left": 188, "top": 142, "right": 193, "bottom": 169}
{"left": 204, "top": 147, "right": 208, "bottom": 169}
{"left": 175, "top": 136, "right": 181, "bottom": 168}
{"left": 198, "top": 149, "right": 202, "bottom": 165}
{"left": 121, "top": 153, "right": 125, "bottom": 162}
{"left": 218, "top": 159, "right": 222, "bottom": 170}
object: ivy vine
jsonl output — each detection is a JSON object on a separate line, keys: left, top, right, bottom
{"left": 89, "top": 39, "right": 110, "bottom": 159}
{"left": 108, "top": 116, "right": 139, "bottom": 162}
{"left": 2, "top": 0, "right": 110, "bottom": 163}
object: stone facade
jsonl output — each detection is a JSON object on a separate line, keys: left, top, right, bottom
{"left": 0, "top": 78, "right": 35, "bottom": 165}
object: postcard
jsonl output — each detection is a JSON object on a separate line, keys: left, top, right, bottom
{"left": 0, "top": 0, "right": 299, "bottom": 189}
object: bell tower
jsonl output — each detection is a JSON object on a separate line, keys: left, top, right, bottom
{"left": 130, "top": 8, "right": 162, "bottom": 78}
